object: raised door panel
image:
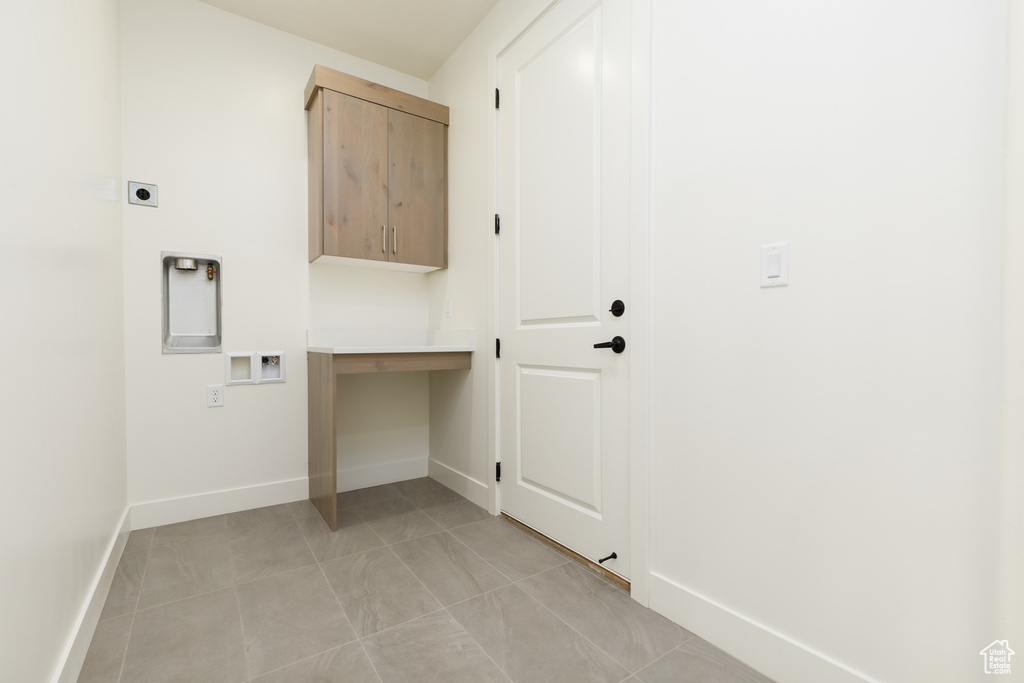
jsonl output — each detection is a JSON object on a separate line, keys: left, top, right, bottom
{"left": 388, "top": 109, "right": 446, "bottom": 269}
{"left": 517, "top": 16, "right": 600, "bottom": 327}
{"left": 322, "top": 89, "right": 388, "bottom": 261}
{"left": 518, "top": 366, "right": 603, "bottom": 515}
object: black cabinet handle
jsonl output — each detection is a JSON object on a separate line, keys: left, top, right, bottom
{"left": 594, "top": 336, "right": 626, "bottom": 354}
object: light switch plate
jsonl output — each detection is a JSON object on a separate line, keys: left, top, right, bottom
{"left": 761, "top": 242, "right": 789, "bottom": 288}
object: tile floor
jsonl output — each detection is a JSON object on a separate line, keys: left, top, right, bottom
{"left": 78, "top": 478, "right": 775, "bottom": 683}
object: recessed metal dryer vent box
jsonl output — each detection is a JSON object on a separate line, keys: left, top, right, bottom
{"left": 161, "top": 251, "right": 222, "bottom": 354}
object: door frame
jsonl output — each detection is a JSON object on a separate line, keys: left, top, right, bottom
{"left": 484, "top": 0, "right": 653, "bottom": 605}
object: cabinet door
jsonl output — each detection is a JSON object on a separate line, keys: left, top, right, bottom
{"left": 322, "top": 89, "right": 388, "bottom": 260}
{"left": 388, "top": 110, "right": 446, "bottom": 268}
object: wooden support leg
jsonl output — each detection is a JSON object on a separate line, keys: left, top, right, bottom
{"left": 308, "top": 352, "right": 337, "bottom": 531}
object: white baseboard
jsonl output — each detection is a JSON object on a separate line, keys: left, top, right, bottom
{"left": 648, "top": 573, "right": 880, "bottom": 683}
{"left": 53, "top": 508, "right": 130, "bottom": 683}
{"left": 428, "top": 459, "right": 489, "bottom": 509}
{"left": 130, "top": 461, "right": 452, "bottom": 529}
{"left": 337, "top": 458, "right": 428, "bottom": 492}
{"left": 130, "top": 477, "right": 308, "bottom": 530}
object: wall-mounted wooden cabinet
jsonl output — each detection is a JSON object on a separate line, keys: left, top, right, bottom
{"left": 306, "top": 66, "right": 448, "bottom": 272}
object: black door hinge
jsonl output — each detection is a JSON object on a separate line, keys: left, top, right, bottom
{"left": 496, "top": 462, "right": 502, "bottom": 482}
{"left": 495, "top": 88, "right": 500, "bottom": 109}
{"left": 496, "top": 338, "right": 501, "bottom": 358}
{"left": 494, "top": 214, "right": 500, "bottom": 235}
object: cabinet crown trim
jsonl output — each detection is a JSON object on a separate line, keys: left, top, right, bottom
{"left": 304, "top": 64, "right": 450, "bottom": 126}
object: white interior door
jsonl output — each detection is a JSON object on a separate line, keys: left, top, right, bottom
{"left": 497, "top": 0, "right": 631, "bottom": 578}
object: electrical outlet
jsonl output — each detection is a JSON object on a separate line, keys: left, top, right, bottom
{"left": 128, "top": 181, "right": 158, "bottom": 207}
{"left": 207, "top": 384, "right": 224, "bottom": 407}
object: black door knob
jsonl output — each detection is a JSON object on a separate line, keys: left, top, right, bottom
{"left": 609, "top": 300, "right": 625, "bottom": 317}
{"left": 594, "top": 336, "right": 626, "bottom": 353}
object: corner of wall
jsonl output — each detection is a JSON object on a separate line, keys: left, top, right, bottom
{"left": 53, "top": 509, "right": 130, "bottom": 683}
{"left": 998, "top": 0, "right": 1024, "bottom": 655}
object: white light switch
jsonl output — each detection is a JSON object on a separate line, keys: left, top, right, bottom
{"left": 761, "top": 242, "right": 789, "bottom": 288}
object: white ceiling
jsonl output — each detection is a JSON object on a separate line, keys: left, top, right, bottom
{"left": 199, "top": 0, "right": 500, "bottom": 80}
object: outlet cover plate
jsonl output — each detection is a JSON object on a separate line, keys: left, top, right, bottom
{"left": 128, "top": 181, "right": 158, "bottom": 207}
{"left": 207, "top": 384, "right": 224, "bottom": 407}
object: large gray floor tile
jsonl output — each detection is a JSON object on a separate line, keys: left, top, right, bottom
{"left": 82, "top": 485, "right": 744, "bottom": 683}
{"left": 137, "top": 533, "right": 233, "bottom": 610}
{"left": 100, "top": 550, "right": 148, "bottom": 620}
{"left": 362, "top": 610, "right": 509, "bottom": 683}
{"left": 121, "top": 588, "right": 246, "bottom": 683}
{"left": 407, "top": 489, "right": 491, "bottom": 529}
{"left": 297, "top": 507, "right": 385, "bottom": 563}
{"left": 391, "top": 476, "right": 444, "bottom": 496}
{"left": 230, "top": 519, "right": 316, "bottom": 583}
{"left": 448, "top": 584, "right": 628, "bottom": 683}
{"left": 236, "top": 564, "right": 357, "bottom": 677}
{"left": 77, "top": 613, "right": 132, "bottom": 683}
{"left": 391, "top": 532, "right": 509, "bottom": 606}
{"left": 250, "top": 642, "right": 381, "bottom": 683}
{"left": 226, "top": 503, "right": 294, "bottom": 541}
{"left": 635, "top": 637, "right": 776, "bottom": 683}
{"left": 123, "top": 528, "right": 154, "bottom": 554}
{"left": 151, "top": 515, "right": 227, "bottom": 544}
{"left": 448, "top": 518, "right": 566, "bottom": 581}
{"left": 520, "top": 562, "right": 692, "bottom": 672}
{"left": 337, "top": 483, "right": 401, "bottom": 509}
{"left": 354, "top": 497, "right": 442, "bottom": 544}
{"left": 321, "top": 547, "right": 442, "bottom": 637}
{"left": 288, "top": 498, "right": 319, "bottom": 520}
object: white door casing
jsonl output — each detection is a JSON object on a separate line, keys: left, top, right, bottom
{"left": 497, "top": 0, "right": 632, "bottom": 578}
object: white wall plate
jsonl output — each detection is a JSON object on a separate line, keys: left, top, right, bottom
{"left": 225, "top": 352, "right": 257, "bottom": 385}
{"left": 760, "top": 242, "right": 789, "bottom": 288}
{"left": 128, "top": 181, "right": 158, "bottom": 207}
{"left": 257, "top": 352, "right": 285, "bottom": 384}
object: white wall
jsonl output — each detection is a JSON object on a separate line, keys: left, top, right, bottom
{"left": 0, "top": 0, "right": 128, "bottom": 680}
{"left": 648, "top": 2, "right": 1006, "bottom": 683}
{"left": 336, "top": 372, "right": 430, "bottom": 489}
{"left": 121, "top": 0, "right": 436, "bottom": 526}
{"left": 433, "top": 1, "right": 1010, "bottom": 682}
{"left": 427, "top": 0, "right": 551, "bottom": 507}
